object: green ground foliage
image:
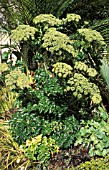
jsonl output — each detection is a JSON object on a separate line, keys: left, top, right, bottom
{"left": 70, "top": 155, "right": 109, "bottom": 170}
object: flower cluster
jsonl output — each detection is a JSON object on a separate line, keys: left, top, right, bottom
{"left": 42, "top": 28, "right": 76, "bottom": 56}
{"left": 0, "top": 63, "right": 8, "bottom": 72}
{"left": 33, "top": 14, "right": 61, "bottom": 26}
{"left": 78, "top": 28, "right": 106, "bottom": 45}
{"left": 74, "top": 61, "right": 98, "bottom": 77}
{"left": 5, "top": 69, "right": 30, "bottom": 89}
{"left": 52, "top": 62, "right": 73, "bottom": 78}
{"left": 11, "top": 25, "right": 37, "bottom": 42}
{"left": 62, "top": 13, "right": 81, "bottom": 23}
{"left": 66, "top": 73, "right": 102, "bottom": 104}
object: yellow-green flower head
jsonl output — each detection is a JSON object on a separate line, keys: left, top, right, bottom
{"left": 92, "top": 94, "right": 102, "bottom": 104}
{"left": 63, "top": 13, "right": 81, "bottom": 23}
{"left": 66, "top": 73, "right": 101, "bottom": 104}
{"left": 5, "top": 68, "right": 30, "bottom": 89}
{"left": 74, "top": 62, "right": 98, "bottom": 77}
{"left": 74, "top": 61, "right": 88, "bottom": 72}
{"left": 42, "top": 28, "right": 76, "bottom": 56}
{"left": 87, "top": 68, "right": 98, "bottom": 77}
{"left": 84, "top": 21, "right": 89, "bottom": 25}
{"left": 0, "top": 63, "right": 8, "bottom": 72}
{"left": 11, "top": 25, "right": 37, "bottom": 43}
{"left": 52, "top": 62, "right": 73, "bottom": 78}
{"left": 17, "top": 73, "right": 30, "bottom": 89}
{"left": 78, "top": 28, "right": 106, "bottom": 45}
{"left": 33, "top": 14, "right": 61, "bottom": 26}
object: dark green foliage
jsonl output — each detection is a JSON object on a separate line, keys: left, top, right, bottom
{"left": 91, "top": 18, "right": 109, "bottom": 46}
{"left": 9, "top": 106, "right": 43, "bottom": 145}
{"left": 49, "top": 115, "right": 79, "bottom": 148}
{"left": 18, "top": 88, "right": 39, "bottom": 107}
{"left": 9, "top": 69, "right": 79, "bottom": 148}
{"left": 19, "top": 69, "right": 67, "bottom": 118}
{"left": 64, "top": 0, "right": 109, "bottom": 22}
{"left": 34, "top": 68, "right": 63, "bottom": 95}
{"left": 9, "top": 106, "right": 79, "bottom": 149}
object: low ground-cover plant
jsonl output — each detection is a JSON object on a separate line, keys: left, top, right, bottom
{"left": 74, "top": 107, "right": 109, "bottom": 157}
{"left": 70, "top": 155, "right": 109, "bottom": 170}
{"left": 21, "top": 135, "right": 59, "bottom": 164}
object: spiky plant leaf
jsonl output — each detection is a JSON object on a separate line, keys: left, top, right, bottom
{"left": 0, "top": 120, "right": 31, "bottom": 169}
{"left": 100, "top": 59, "right": 109, "bottom": 90}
